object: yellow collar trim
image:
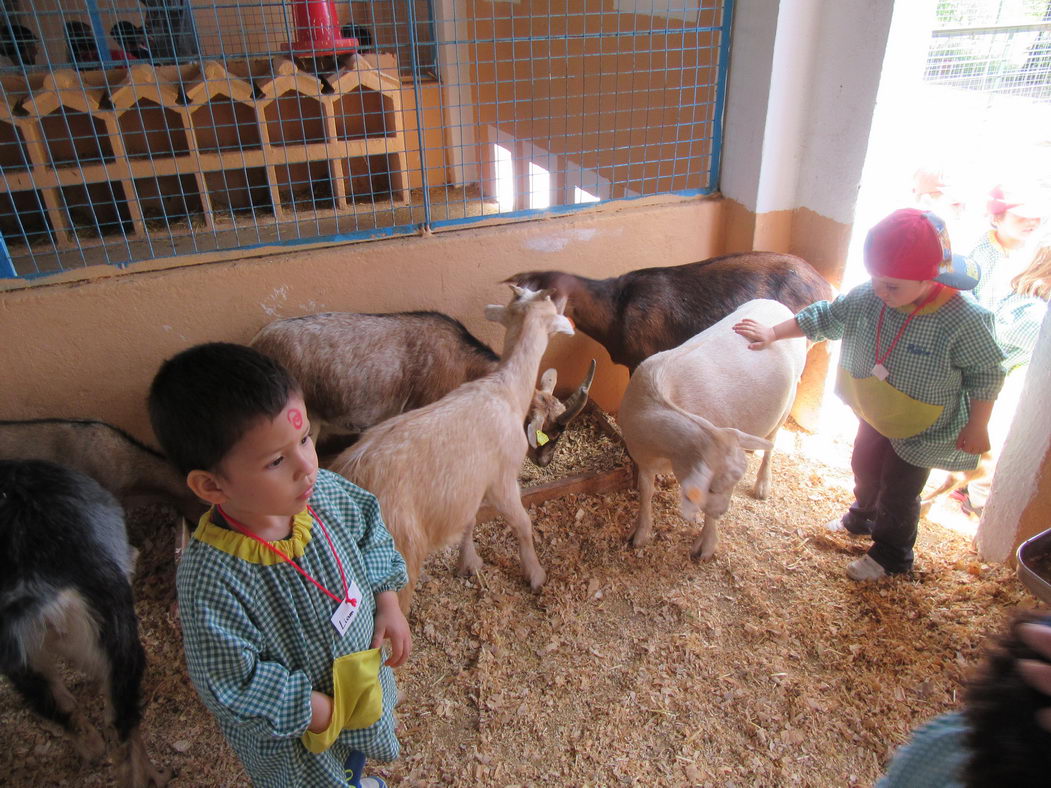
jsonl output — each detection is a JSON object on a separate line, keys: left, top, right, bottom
{"left": 986, "top": 228, "right": 1008, "bottom": 254}
{"left": 193, "top": 508, "right": 314, "bottom": 564}
{"left": 892, "top": 284, "right": 956, "bottom": 316}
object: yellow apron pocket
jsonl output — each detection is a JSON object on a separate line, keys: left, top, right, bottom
{"left": 836, "top": 368, "right": 943, "bottom": 440}
{"left": 301, "top": 648, "right": 383, "bottom": 754}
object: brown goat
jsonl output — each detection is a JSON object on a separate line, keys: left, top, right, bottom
{"left": 251, "top": 310, "right": 594, "bottom": 467}
{"left": 507, "top": 252, "right": 833, "bottom": 370}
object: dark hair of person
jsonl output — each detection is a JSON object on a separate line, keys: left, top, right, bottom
{"left": 963, "top": 610, "right": 1051, "bottom": 786}
{"left": 148, "top": 342, "right": 300, "bottom": 476}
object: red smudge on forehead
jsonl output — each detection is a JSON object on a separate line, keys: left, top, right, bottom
{"left": 287, "top": 409, "right": 303, "bottom": 430}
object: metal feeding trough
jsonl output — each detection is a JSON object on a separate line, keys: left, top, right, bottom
{"left": 1017, "top": 526, "right": 1051, "bottom": 605}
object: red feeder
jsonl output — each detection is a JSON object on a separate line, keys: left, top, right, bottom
{"left": 287, "top": 0, "right": 358, "bottom": 56}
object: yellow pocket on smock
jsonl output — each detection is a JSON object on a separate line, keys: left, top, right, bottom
{"left": 301, "top": 648, "right": 383, "bottom": 754}
{"left": 836, "top": 368, "right": 943, "bottom": 440}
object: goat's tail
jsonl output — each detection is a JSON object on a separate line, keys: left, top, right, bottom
{"left": 645, "top": 365, "right": 721, "bottom": 439}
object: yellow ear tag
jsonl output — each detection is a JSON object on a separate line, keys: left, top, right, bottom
{"left": 535, "top": 430, "right": 550, "bottom": 446}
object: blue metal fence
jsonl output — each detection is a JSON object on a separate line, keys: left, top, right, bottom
{"left": 0, "top": 0, "right": 732, "bottom": 280}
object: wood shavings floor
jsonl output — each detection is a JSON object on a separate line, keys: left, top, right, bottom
{"left": 0, "top": 422, "right": 1035, "bottom": 787}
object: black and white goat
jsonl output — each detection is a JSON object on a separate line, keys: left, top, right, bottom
{"left": 250, "top": 310, "right": 594, "bottom": 467}
{"left": 0, "top": 460, "right": 170, "bottom": 786}
{"left": 0, "top": 418, "right": 203, "bottom": 522}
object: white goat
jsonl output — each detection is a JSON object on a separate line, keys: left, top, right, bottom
{"left": 329, "top": 286, "right": 574, "bottom": 612}
{"left": 619, "top": 299, "right": 807, "bottom": 561}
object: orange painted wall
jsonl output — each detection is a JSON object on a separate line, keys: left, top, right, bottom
{"left": 0, "top": 197, "right": 723, "bottom": 444}
{"left": 1019, "top": 444, "right": 1051, "bottom": 548}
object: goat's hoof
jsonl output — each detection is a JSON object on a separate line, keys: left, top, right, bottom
{"left": 118, "top": 761, "right": 173, "bottom": 788}
{"left": 752, "top": 484, "right": 769, "bottom": 500}
{"left": 528, "top": 569, "right": 547, "bottom": 591}
{"left": 73, "top": 725, "right": 107, "bottom": 763}
{"left": 454, "top": 558, "right": 483, "bottom": 577}
{"left": 116, "top": 732, "right": 173, "bottom": 787}
{"left": 630, "top": 532, "right": 652, "bottom": 549}
{"left": 689, "top": 549, "right": 716, "bottom": 563}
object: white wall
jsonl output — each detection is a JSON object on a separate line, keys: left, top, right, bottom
{"left": 721, "top": 0, "right": 895, "bottom": 223}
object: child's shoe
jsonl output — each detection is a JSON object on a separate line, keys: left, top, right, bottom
{"left": 950, "top": 488, "right": 983, "bottom": 518}
{"left": 824, "top": 516, "right": 871, "bottom": 536}
{"left": 360, "top": 779, "right": 387, "bottom": 788}
{"left": 846, "top": 554, "right": 887, "bottom": 581}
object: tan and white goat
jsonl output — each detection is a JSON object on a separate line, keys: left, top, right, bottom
{"left": 329, "top": 286, "right": 574, "bottom": 612}
{"left": 619, "top": 299, "right": 807, "bottom": 561}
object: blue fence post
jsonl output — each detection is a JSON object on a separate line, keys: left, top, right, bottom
{"left": 708, "top": 0, "right": 736, "bottom": 192}
{"left": 0, "top": 233, "right": 16, "bottom": 278}
{"left": 85, "top": 0, "right": 117, "bottom": 68}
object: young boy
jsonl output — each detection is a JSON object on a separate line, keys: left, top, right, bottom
{"left": 734, "top": 209, "right": 1005, "bottom": 581}
{"left": 148, "top": 342, "right": 411, "bottom": 787}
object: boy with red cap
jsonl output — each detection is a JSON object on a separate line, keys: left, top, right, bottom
{"left": 733, "top": 209, "right": 1005, "bottom": 581}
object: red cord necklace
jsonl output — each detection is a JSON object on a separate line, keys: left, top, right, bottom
{"left": 872, "top": 284, "right": 943, "bottom": 380}
{"left": 217, "top": 504, "right": 349, "bottom": 604}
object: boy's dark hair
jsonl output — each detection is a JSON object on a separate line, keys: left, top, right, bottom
{"left": 964, "top": 610, "right": 1051, "bottom": 786}
{"left": 148, "top": 342, "right": 300, "bottom": 476}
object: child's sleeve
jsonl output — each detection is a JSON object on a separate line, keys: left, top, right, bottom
{"left": 324, "top": 471, "right": 408, "bottom": 593}
{"left": 352, "top": 490, "right": 409, "bottom": 593}
{"left": 995, "top": 296, "right": 1047, "bottom": 372}
{"left": 176, "top": 557, "right": 314, "bottom": 739}
{"left": 793, "top": 293, "right": 851, "bottom": 342}
{"left": 952, "top": 307, "right": 1006, "bottom": 401}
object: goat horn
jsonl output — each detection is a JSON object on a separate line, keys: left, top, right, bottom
{"left": 557, "top": 359, "right": 596, "bottom": 425}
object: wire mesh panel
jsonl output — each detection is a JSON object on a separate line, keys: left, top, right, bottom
{"left": 0, "top": 0, "right": 731, "bottom": 279}
{"left": 926, "top": 1, "right": 1051, "bottom": 99}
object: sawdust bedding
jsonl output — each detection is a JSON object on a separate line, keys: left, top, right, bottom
{"left": 0, "top": 420, "right": 1039, "bottom": 787}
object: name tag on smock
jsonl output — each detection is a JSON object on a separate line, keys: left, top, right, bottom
{"left": 871, "top": 363, "right": 889, "bottom": 381}
{"left": 331, "top": 579, "right": 363, "bottom": 636}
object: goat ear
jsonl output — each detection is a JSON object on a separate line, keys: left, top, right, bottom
{"left": 509, "top": 283, "right": 528, "bottom": 299}
{"left": 550, "top": 290, "right": 569, "bottom": 313}
{"left": 539, "top": 368, "right": 557, "bottom": 394}
{"left": 526, "top": 411, "right": 546, "bottom": 448}
{"left": 484, "top": 304, "right": 508, "bottom": 325}
{"left": 551, "top": 314, "right": 574, "bottom": 335}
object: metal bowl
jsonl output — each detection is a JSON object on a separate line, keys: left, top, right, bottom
{"left": 1017, "top": 526, "right": 1051, "bottom": 606}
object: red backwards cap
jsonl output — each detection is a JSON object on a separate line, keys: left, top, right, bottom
{"left": 863, "top": 208, "right": 980, "bottom": 289}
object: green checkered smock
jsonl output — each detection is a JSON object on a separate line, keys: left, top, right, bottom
{"left": 969, "top": 229, "right": 1013, "bottom": 309}
{"left": 795, "top": 283, "right": 1004, "bottom": 471}
{"left": 994, "top": 291, "right": 1048, "bottom": 373}
{"left": 176, "top": 469, "right": 408, "bottom": 787}
{"left": 877, "top": 711, "right": 967, "bottom": 787}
